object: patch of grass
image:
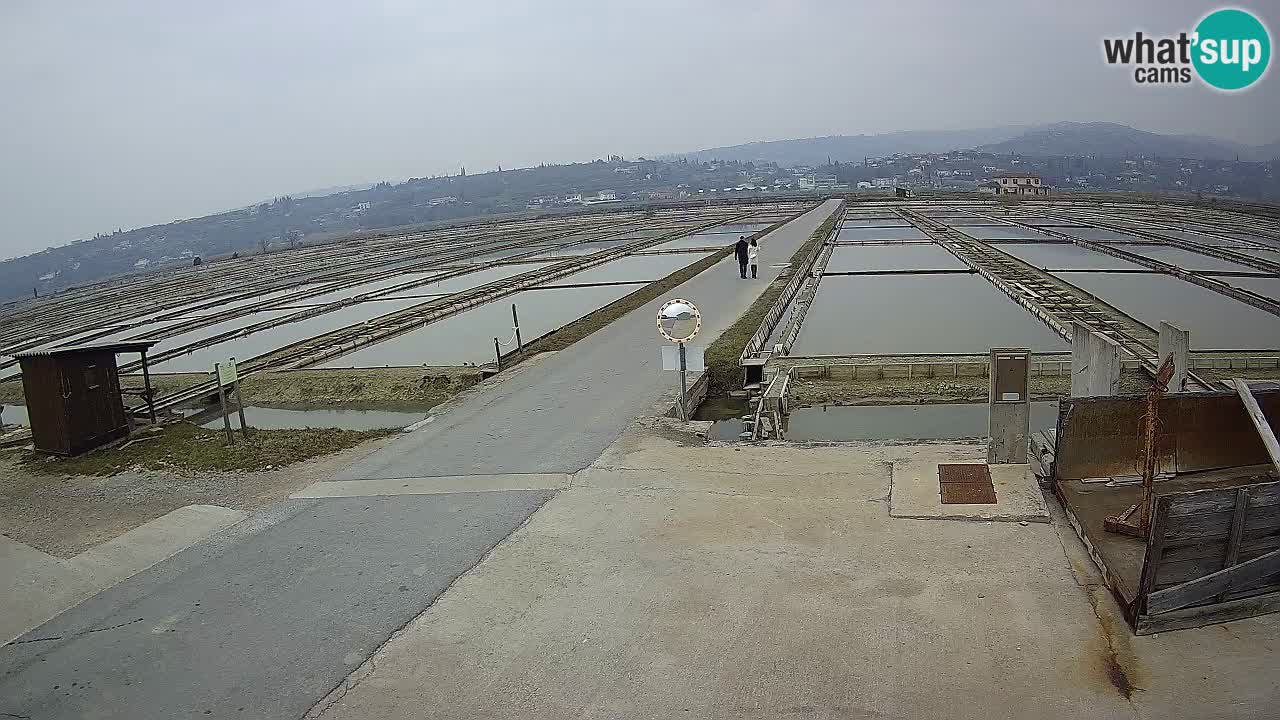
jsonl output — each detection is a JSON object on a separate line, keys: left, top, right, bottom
{"left": 0, "top": 379, "right": 24, "bottom": 404}
{"left": 703, "top": 212, "right": 839, "bottom": 395}
{"left": 231, "top": 367, "right": 482, "bottom": 406}
{"left": 19, "top": 422, "right": 395, "bottom": 476}
{"left": 0, "top": 368, "right": 484, "bottom": 409}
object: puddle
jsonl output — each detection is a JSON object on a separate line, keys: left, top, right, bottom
{"left": 1, "top": 404, "right": 29, "bottom": 427}
{"left": 695, "top": 395, "right": 749, "bottom": 441}
{"left": 783, "top": 401, "right": 1060, "bottom": 442}
{"left": 195, "top": 405, "right": 426, "bottom": 430}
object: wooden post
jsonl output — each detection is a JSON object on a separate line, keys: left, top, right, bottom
{"left": 1217, "top": 487, "right": 1249, "bottom": 602}
{"left": 494, "top": 338, "right": 502, "bottom": 371}
{"left": 232, "top": 356, "right": 249, "bottom": 440}
{"left": 140, "top": 348, "right": 157, "bottom": 424}
{"left": 1233, "top": 379, "right": 1280, "bottom": 475}
{"left": 512, "top": 303, "right": 523, "bottom": 353}
{"left": 215, "top": 362, "right": 233, "bottom": 444}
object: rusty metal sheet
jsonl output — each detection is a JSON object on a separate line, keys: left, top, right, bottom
{"left": 939, "top": 463, "right": 997, "bottom": 504}
{"left": 939, "top": 463, "right": 992, "bottom": 485}
{"left": 1053, "top": 390, "right": 1280, "bottom": 481}
{"left": 1169, "top": 393, "right": 1278, "bottom": 474}
{"left": 940, "top": 482, "right": 998, "bottom": 504}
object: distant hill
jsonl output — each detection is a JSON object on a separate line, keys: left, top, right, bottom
{"left": 1255, "top": 139, "right": 1280, "bottom": 161}
{"left": 664, "top": 126, "right": 1039, "bottom": 165}
{"left": 0, "top": 159, "right": 763, "bottom": 303}
{"left": 670, "top": 122, "right": 1277, "bottom": 165}
{"left": 976, "top": 122, "right": 1272, "bottom": 161}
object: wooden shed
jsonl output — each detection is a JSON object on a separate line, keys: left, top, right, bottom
{"left": 15, "top": 341, "right": 158, "bottom": 456}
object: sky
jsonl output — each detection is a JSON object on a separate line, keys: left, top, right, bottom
{"left": 2, "top": 0, "right": 1278, "bottom": 259}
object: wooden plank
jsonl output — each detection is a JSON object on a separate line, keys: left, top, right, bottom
{"left": 1161, "top": 534, "right": 1280, "bottom": 564}
{"left": 1138, "top": 498, "right": 1173, "bottom": 604}
{"left": 1147, "top": 547, "right": 1280, "bottom": 614}
{"left": 1218, "top": 487, "right": 1250, "bottom": 602}
{"left": 1223, "top": 579, "right": 1280, "bottom": 603}
{"left": 1234, "top": 379, "right": 1280, "bottom": 475}
{"left": 1165, "top": 481, "right": 1280, "bottom": 518}
{"left": 1155, "top": 556, "right": 1234, "bottom": 589}
{"left": 1244, "top": 505, "right": 1280, "bottom": 534}
{"left": 1166, "top": 504, "right": 1280, "bottom": 543}
{"left": 1160, "top": 539, "right": 1228, "bottom": 564}
{"left": 1137, "top": 589, "right": 1280, "bottom": 635}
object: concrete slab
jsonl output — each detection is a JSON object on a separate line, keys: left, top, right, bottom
{"left": 293, "top": 473, "right": 572, "bottom": 498}
{"left": 1, "top": 504, "right": 246, "bottom": 646}
{"left": 890, "top": 449, "right": 1050, "bottom": 522}
{"left": 0, "top": 536, "right": 94, "bottom": 646}
{"left": 307, "top": 439, "right": 1124, "bottom": 720}
{"left": 305, "top": 424, "right": 1280, "bottom": 720}
{"left": 66, "top": 504, "right": 247, "bottom": 587}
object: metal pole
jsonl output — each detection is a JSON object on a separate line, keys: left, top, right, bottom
{"left": 512, "top": 303, "right": 523, "bottom": 353}
{"left": 494, "top": 338, "right": 502, "bottom": 371}
{"left": 215, "top": 363, "right": 233, "bottom": 444}
{"left": 678, "top": 342, "right": 689, "bottom": 421}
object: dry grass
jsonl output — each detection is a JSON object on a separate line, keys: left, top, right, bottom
{"left": 16, "top": 422, "right": 394, "bottom": 476}
{"left": 1, "top": 367, "right": 482, "bottom": 408}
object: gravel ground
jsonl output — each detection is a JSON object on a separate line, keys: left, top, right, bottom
{"left": 0, "top": 431, "right": 398, "bottom": 558}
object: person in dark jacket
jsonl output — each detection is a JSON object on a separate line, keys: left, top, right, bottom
{"left": 734, "top": 236, "right": 749, "bottom": 279}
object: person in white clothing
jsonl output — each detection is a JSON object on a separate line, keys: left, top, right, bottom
{"left": 748, "top": 238, "right": 759, "bottom": 279}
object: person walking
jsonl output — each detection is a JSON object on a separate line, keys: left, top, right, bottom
{"left": 734, "top": 235, "right": 749, "bottom": 279}
{"left": 748, "top": 238, "right": 759, "bottom": 279}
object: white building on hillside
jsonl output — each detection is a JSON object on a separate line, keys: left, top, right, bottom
{"left": 992, "top": 173, "right": 1049, "bottom": 196}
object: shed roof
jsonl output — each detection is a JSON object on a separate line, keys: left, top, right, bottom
{"left": 14, "top": 340, "right": 159, "bottom": 360}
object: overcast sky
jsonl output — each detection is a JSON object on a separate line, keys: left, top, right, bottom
{"left": 2, "top": 0, "right": 1278, "bottom": 259}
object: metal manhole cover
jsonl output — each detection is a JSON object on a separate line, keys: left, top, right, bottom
{"left": 938, "top": 463, "right": 997, "bottom": 505}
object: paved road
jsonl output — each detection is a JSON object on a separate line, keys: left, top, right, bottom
{"left": 0, "top": 199, "right": 839, "bottom": 720}
{"left": 335, "top": 199, "right": 842, "bottom": 479}
{"left": 0, "top": 493, "right": 553, "bottom": 719}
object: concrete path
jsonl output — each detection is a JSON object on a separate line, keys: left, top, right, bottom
{"left": 332, "top": 199, "right": 841, "bottom": 480}
{"left": 1, "top": 504, "right": 246, "bottom": 645}
{"left": 0, "top": 492, "right": 552, "bottom": 719}
{"left": 312, "top": 421, "right": 1280, "bottom": 720}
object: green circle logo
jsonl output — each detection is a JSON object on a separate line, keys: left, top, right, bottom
{"left": 1193, "top": 8, "right": 1271, "bottom": 90}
